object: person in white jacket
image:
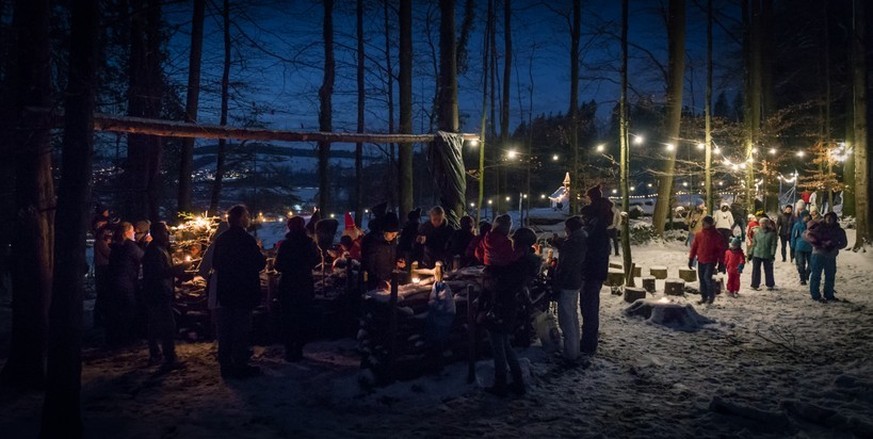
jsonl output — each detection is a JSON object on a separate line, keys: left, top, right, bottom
{"left": 713, "top": 202, "right": 735, "bottom": 246}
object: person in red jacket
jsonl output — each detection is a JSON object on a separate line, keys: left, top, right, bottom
{"left": 689, "top": 216, "right": 727, "bottom": 305}
{"left": 724, "top": 237, "right": 746, "bottom": 298}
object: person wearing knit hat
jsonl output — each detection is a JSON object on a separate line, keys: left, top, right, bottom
{"left": 724, "top": 236, "right": 746, "bottom": 298}
{"left": 748, "top": 217, "right": 777, "bottom": 291}
{"left": 361, "top": 211, "right": 405, "bottom": 291}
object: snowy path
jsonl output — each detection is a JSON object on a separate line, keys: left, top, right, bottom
{"left": 2, "top": 234, "right": 872, "bottom": 438}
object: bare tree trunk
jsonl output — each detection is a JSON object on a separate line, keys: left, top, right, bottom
{"left": 704, "top": 0, "right": 713, "bottom": 213}
{"left": 177, "top": 0, "right": 205, "bottom": 216}
{"left": 852, "top": 0, "right": 869, "bottom": 248}
{"left": 439, "top": 0, "right": 459, "bottom": 132}
{"left": 488, "top": 0, "right": 498, "bottom": 211}
{"left": 40, "top": 0, "right": 98, "bottom": 435}
{"left": 499, "top": 0, "right": 511, "bottom": 213}
{"left": 318, "top": 0, "right": 335, "bottom": 213}
{"left": 569, "top": 0, "right": 580, "bottom": 215}
{"left": 0, "top": 0, "right": 54, "bottom": 391}
{"left": 652, "top": 0, "right": 686, "bottom": 236}
{"left": 742, "top": 0, "right": 762, "bottom": 213}
{"left": 477, "top": 0, "right": 490, "bottom": 224}
{"left": 399, "top": 0, "right": 413, "bottom": 215}
{"left": 355, "top": 0, "right": 364, "bottom": 226}
{"left": 209, "top": 0, "right": 231, "bottom": 213}
{"left": 620, "top": 0, "right": 632, "bottom": 285}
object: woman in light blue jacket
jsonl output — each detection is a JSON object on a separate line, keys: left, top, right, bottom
{"left": 790, "top": 211, "right": 812, "bottom": 285}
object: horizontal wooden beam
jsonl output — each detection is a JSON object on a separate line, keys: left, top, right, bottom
{"left": 87, "top": 113, "right": 479, "bottom": 144}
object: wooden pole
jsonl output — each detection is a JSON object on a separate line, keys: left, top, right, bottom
{"left": 466, "top": 284, "right": 476, "bottom": 383}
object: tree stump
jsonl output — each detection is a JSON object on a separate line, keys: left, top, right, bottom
{"left": 623, "top": 286, "right": 647, "bottom": 303}
{"left": 650, "top": 266, "right": 668, "bottom": 280}
{"left": 642, "top": 276, "right": 656, "bottom": 293}
{"left": 606, "top": 268, "right": 625, "bottom": 295}
{"left": 665, "top": 278, "right": 685, "bottom": 296}
{"left": 678, "top": 267, "right": 697, "bottom": 282}
{"left": 631, "top": 266, "right": 642, "bottom": 277}
{"left": 609, "top": 262, "right": 623, "bottom": 270}
{"left": 624, "top": 299, "right": 716, "bottom": 331}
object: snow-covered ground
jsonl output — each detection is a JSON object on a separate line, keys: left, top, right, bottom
{"left": 2, "top": 229, "right": 872, "bottom": 438}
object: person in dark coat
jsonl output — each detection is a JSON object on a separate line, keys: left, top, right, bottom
{"left": 775, "top": 204, "right": 794, "bottom": 262}
{"left": 483, "top": 227, "right": 540, "bottom": 397}
{"left": 447, "top": 215, "right": 475, "bottom": 267}
{"left": 212, "top": 205, "right": 266, "bottom": 379}
{"left": 361, "top": 212, "right": 403, "bottom": 290}
{"left": 804, "top": 212, "right": 848, "bottom": 302}
{"left": 106, "top": 222, "right": 144, "bottom": 348}
{"left": 465, "top": 221, "right": 491, "bottom": 266}
{"left": 274, "top": 216, "right": 322, "bottom": 362}
{"left": 93, "top": 221, "right": 113, "bottom": 328}
{"left": 553, "top": 216, "right": 587, "bottom": 362}
{"left": 416, "top": 206, "right": 455, "bottom": 268}
{"left": 398, "top": 208, "right": 422, "bottom": 264}
{"left": 142, "top": 222, "right": 190, "bottom": 370}
{"left": 578, "top": 185, "right": 612, "bottom": 355}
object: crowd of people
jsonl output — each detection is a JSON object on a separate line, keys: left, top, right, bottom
{"left": 685, "top": 198, "right": 849, "bottom": 304}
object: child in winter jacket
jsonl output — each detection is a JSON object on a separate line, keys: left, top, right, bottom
{"left": 724, "top": 237, "right": 746, "bottom": 298}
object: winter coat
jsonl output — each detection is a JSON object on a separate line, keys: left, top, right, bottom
{"left": 713, "top": 208, "right": 735, "bottom": 231}
{"left": 447, "top": 228, "right": 474, "bottom": 261}
{"left": 803, "top": 221, "right": 848, "bottom": 257}
{"left": 361, "top": 233, "right": 399, "bottom": 290}
{"left": 484, "top": 252, "right": 541, "bottom": 332}
{"left": 398, "top": 219, "right": 419, "bottom": 253}
{"left": 553, "top": 229, "right": 588, "bottom": 290}
{"left": 724, "top": 248, "right": 746, "bottom": 273}
{"left": 465, "top": 234, "right": 486, "bottom": 266}
{"left": 94, "top": 232, "right": 111, "bottom": 268}
{"left": 776, "top": 212, "right": 793, "bottom": 237}
{"left": 212, "top": 226, "right": 266, "bottom": 310}
{"left": 689, "top": 227, "right": 726, "bottom": 265}
{"left": 791, "top": 220, "right": 812, "bottom": 253}
{"left": 418, "top": 220, "right": 455, "bottom": 266}
{"left": 607, "top": 206, "right": 622, "bottom": 231}
{"left": 749, "top": 228, "right": 778, "bottom": 260}
{"left": 275, "top": 231, "right": 321, "bottom": 302}
{"left": 745, "top": 220, "right": 759, "bottom": 248}
{"left": 142, "top": 243, "right": 183, "bottom": 306}
{"left": 108, "top": 239, "right": 144, "bottom": 296}
{"left": 580, "top": 200, "right": 613, "bottom": 282}
{"left": 482, "top": 230, "right": 518, "bottom": 267}
{"left": 686, "top": 209, "right": 706, "bottom": 235}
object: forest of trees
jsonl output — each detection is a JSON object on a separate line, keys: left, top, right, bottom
{"left": 0, "top": 0, "right": 871, "bottom": 435}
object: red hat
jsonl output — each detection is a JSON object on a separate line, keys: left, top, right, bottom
{"left": 344, "top": 212, "right": 355, "bottom": 230}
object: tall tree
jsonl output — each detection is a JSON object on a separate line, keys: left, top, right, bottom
{"left": 434, "top": 0, "right": 464, "bottom": 224}
{"left": 124, "top": 0, "right": 164, "bottom": 221}
{"left": 619, "top": 0, "right": 633, "bottom": 284}
{"left": 398, "top": 0, "right": 414, "bottom": 213}
{"left": 318, "top": 0, "right": 335, "bottom": 213}
{"left": 476, "top": 0, "right": 491, "bottom": 224}
{"left": 704, "top": 0, "right": 714, "bottom": 212}
{"left": 742, "top": 0, "right": 763, "bottom": 212}
{"left": 177, "top": 0, "right": 206, "bottom": 216}
{"left": 569, "top": 0, "right": 580, "bottom": 214}
{"left": 499, "top": 0, "right": 511, "bottom": 212}
{"left": 852, "top": 0, "right": 869, "bottom": 248}
{"left": 0, "top": 0, "right": 55, "bottom": 391}
{"left": 41, "top": 0, "right": 99, "bottom": 435}
{"left": 208, "top": 0, "right": 231, "bottom": 213}
{"left": 355, "top": 0, "right": 365, "bottom": 225}
{"left": 652, "top": 0, "right": 686, "bottom": 236}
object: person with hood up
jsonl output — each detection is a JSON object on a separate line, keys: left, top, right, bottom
{"left": 274, "top": 216, "right": 322, "bottom": 362}
{"left": 791, "top": 211, "right": 813, "bottom": 285}
{"left": 713, "top": 202, "right": 736, "bottom": 246}
{"left": 803, "top": 211, "right": 848, "bottom": 302}
{"left": 212, "top": 205, "right": 267, "bottom": 379}
{"left": 142, "top": 222, "right": 191, "bottom": 370}
{"left": 577, "top": 185, "right": 613, "bottom": 355}
{"left": 749, "top": 217, "right": 778, "bottom": 291}
{"left": 552, "top": 216, "right": 587, "bottom": 362}
{"left": 745, "top": 214, "right": 759, "bottom": 250}
{"left": 776, "top": 204, "right": 794, "bottom": 262}
{"left": 107, "top": 221, "right": 144, "bottom": 347}
{"left": 361, "top": 211, "right": 405, "bottom": 290}
{"left": 416, "top": 206, "right": 455, "bottom": 268}
{"left": 688, "top": 216, "right": 726, "bottom": 305}
{"left": 398, "top": 208, "right": 422, "bottom": 264}
{"left": 724, "top": 237, "right": 746, "bottom": 298}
